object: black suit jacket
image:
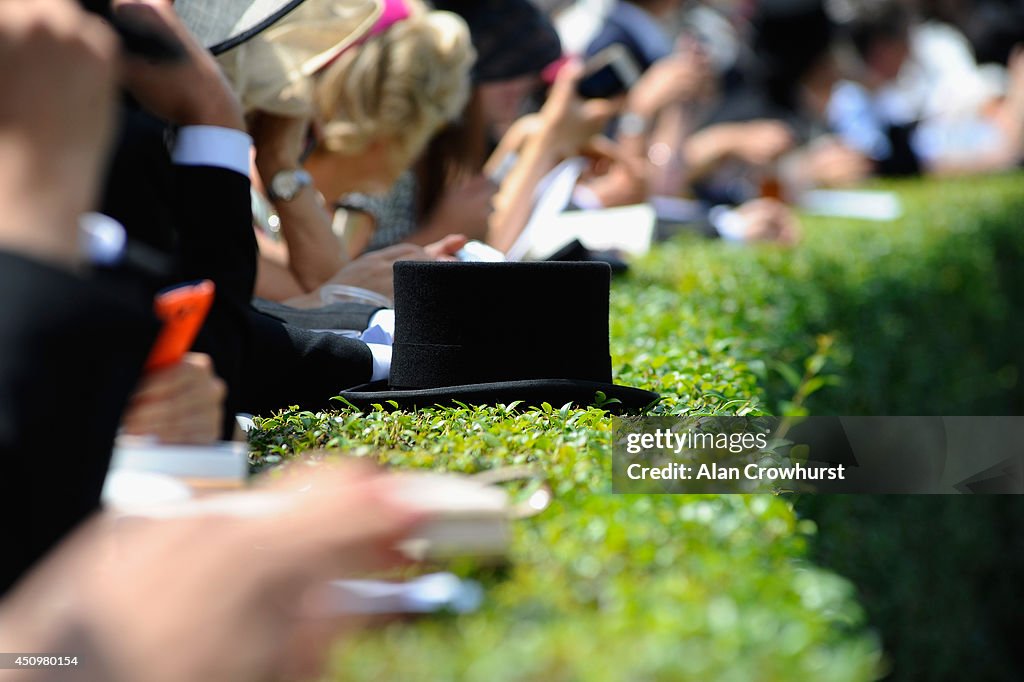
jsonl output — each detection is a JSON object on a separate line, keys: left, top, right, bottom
{"left": 0, "top": 252, "right": 158, "bottom": 594}
{"left": 101, "top": 107, "right": 375, "bottom": 423}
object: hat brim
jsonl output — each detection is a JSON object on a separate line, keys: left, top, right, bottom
{"left": 176, "top": 0, "right": 308, "bottom": 55}
{"left": 337, "top": 379, "right": 659, "bottom": 413}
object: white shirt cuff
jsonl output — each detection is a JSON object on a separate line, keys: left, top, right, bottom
{"left": 79, "top": 212, "right": 127, "bottom": 266}
{"left": 364, "top": 309, "right": 395, "bottom": 341}
{"left": 172, "top": 126, "right": 253, "bottom": 178}
{"left": 366, "top": 343, "right": 392, "bottom": 382}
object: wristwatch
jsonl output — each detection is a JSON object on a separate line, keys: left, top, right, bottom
{"left": 617, "top": 112, "right": 649, "bottom": 137}
{"left": 267, "top": 168, "right": 313, "bottom": 202}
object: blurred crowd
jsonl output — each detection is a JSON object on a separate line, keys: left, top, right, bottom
{"left": 0, "top": 0, "right": 1021, "bottom": 679}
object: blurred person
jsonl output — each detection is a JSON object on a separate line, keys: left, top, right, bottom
{"left": 0, "top": 18, "right": 435, "bottom": 682}
{"left": 95, "top": 0, "right": 411, "bottom": 418}
{"left": 574, "top": 34, "right": 716, "bottom": 205}
{"left": 484, "top": 58, "right": 619, "bottom": 252}
{"left": 0, "top": 0, "right": 157, "bottom": 594}
{"left": 691, "top": 0, "right": 872, "bottom": 204}
{"left": 101, "top": 0, "right": 265, "bottom": 424}
{"left": 561, "top": 4, "right": 804, "bottom": 246}
{"left": 916, "top": 0, "right": 1024, "bottom": 67}
{"left": 830, "top": 0, "right": 1024, "bottom": 176}
{"left": 339, "top": 0, "right": 568, "bottom": 255}
{"left": 352, "top": 0, "right": 795, "bottom": 254}
{"left": 0, "top": 463, "right": 420, "bottom": 682}
{"left": 581, "top": 0, "right": 686, "bottom": 99}
{"left": 232, "top": 0, "right": 476, "bottom": 301}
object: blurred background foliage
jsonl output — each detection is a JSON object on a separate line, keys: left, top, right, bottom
{"left": 250, "top": 173, "right": 1023, "bottom": 680}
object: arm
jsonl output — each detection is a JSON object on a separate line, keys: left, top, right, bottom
{"left": 488, "top": 61, "right": 617, "bottom": 252}
{"left": 0, "top": 464, "right": 419, "bottom": 682}
{"left": 683, "top": 120, "right": 796, "bottom": 184}
{"left": 115, "top": 0, "right": 259, "bottom": 437}
{"left": 254, "top": 231, "right": 310, "bottom": 301}
{"left": 251, "top": 113, "right": 349, "bottom": 291}
{"left": 0, "top": 0, "right": 158, "bottom": 593}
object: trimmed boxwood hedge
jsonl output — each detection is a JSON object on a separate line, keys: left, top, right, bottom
{"left": 249, "top": 173, "right": 1023, "bottom": 681}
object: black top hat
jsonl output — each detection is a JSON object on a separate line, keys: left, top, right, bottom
{"left": 339, "top": 261, "right": 659, "bottom": 412}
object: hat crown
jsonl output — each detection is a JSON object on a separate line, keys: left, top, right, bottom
{"left": 390, "top": 261, "right": 612, "bottom": 390}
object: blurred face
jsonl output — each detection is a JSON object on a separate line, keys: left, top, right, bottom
{"left": 801, "top": 52, "right": 842, "bottom": 118}
{"left": 868, "top": 36, "right": 910, "bottom": 83}
{"left": 477, "top": 74, "right": 539, "bottom": 138}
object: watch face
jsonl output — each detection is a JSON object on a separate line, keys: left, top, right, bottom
{"left": 272, "top": 172, "right": 299, "bottom": 200}
{"left": 271, "top": 170, "right": 311, "bottom": 201}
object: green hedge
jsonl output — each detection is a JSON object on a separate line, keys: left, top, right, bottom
{"left": 249, "top": 173, "right": 1024, "bottom": 681}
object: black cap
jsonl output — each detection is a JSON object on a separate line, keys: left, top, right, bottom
{"left": 434, "top": 0, "right": 562, "bottom": 82}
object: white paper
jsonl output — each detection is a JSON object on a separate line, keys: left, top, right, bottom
{"left": 506, "top": 157, "right": 589, "bottom": 262}
{"left": 799, "top": 190, "right": 902, "bottom": 221}
{"left": 526, "top": 204, "right": 657, "bottom": 260}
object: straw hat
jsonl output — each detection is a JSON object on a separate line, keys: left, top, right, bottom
{"left": 176, "top": 0, "right": 384, "bottom": 116}
{"left": 174, "top": 0, "right": 310, "bottom": 55}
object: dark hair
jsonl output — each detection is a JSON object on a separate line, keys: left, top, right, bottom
{"left": 752, "top": 0, "right": 836, "bottom": 105}
{"left": 413, "top": 89, "right": 489, "bottom": 221}
{"left": 433, "top": 0, "right": 562, "bottom": 83}
{"left": 848, "top": 2, "right": 912, "bottom": 61}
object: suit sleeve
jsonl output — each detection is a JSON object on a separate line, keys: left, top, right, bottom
{"left": 0, "top": 252, "right": 158, "bottom": 595}
{"left": 171, "top": 163, "right": 256, "bottom": 437}
{"left": 236, "top": 309, "right": 373, "bottom": 416}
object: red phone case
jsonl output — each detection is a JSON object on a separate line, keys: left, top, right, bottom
{"left": 145, "top": 280, "right": 215, "bottom": 372}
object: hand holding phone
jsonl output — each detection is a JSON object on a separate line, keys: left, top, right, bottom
{"left": 145, "top": 280, "right": 215, "bottom": 372}
{"left": 577, "top": 44, "right": 642, "bottom": 98}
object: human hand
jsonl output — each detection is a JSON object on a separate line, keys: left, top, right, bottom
{"left": 121, "top": 353, "right": 227, "bottom": 444}
{"left": 423, "top": 233, "right": 469, "bottom": 260}
{"left": 578, "top": 137, "right": 649, "bottom": 207}
{"left": 0, "top": 0, "right": 119, "bottom": 265}
{"left": 488, "top": 114, "right": 543, "bottom": 163}
{"left": 733, "top": 198, "right": 802, "bottom": 246}
{"left": 538, "top": 59, "right": 619, "bottom": 159}
{"left": 327, "top": 243, "right": 431, "bottom": 300}
{"left": 22, "top": 463, "right": 420, "bottom": 682}
{"left": 626, "top": 39, "right": 713, "bottom": 118}
{"left": 797, "top": 138, "right": 873, "bottom": 187}
{"left": 113, "top": 0, "right": 245, "bottom": 130}
{"left": 328, "top": 233, "right": 468, "bottom": 298}
{"left": 729, "top": 120, "right": 796, "bottom": 167}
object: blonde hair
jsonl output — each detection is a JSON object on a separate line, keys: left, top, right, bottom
{"left": 315, "top": 5, "right": 475, "bottom": 160}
